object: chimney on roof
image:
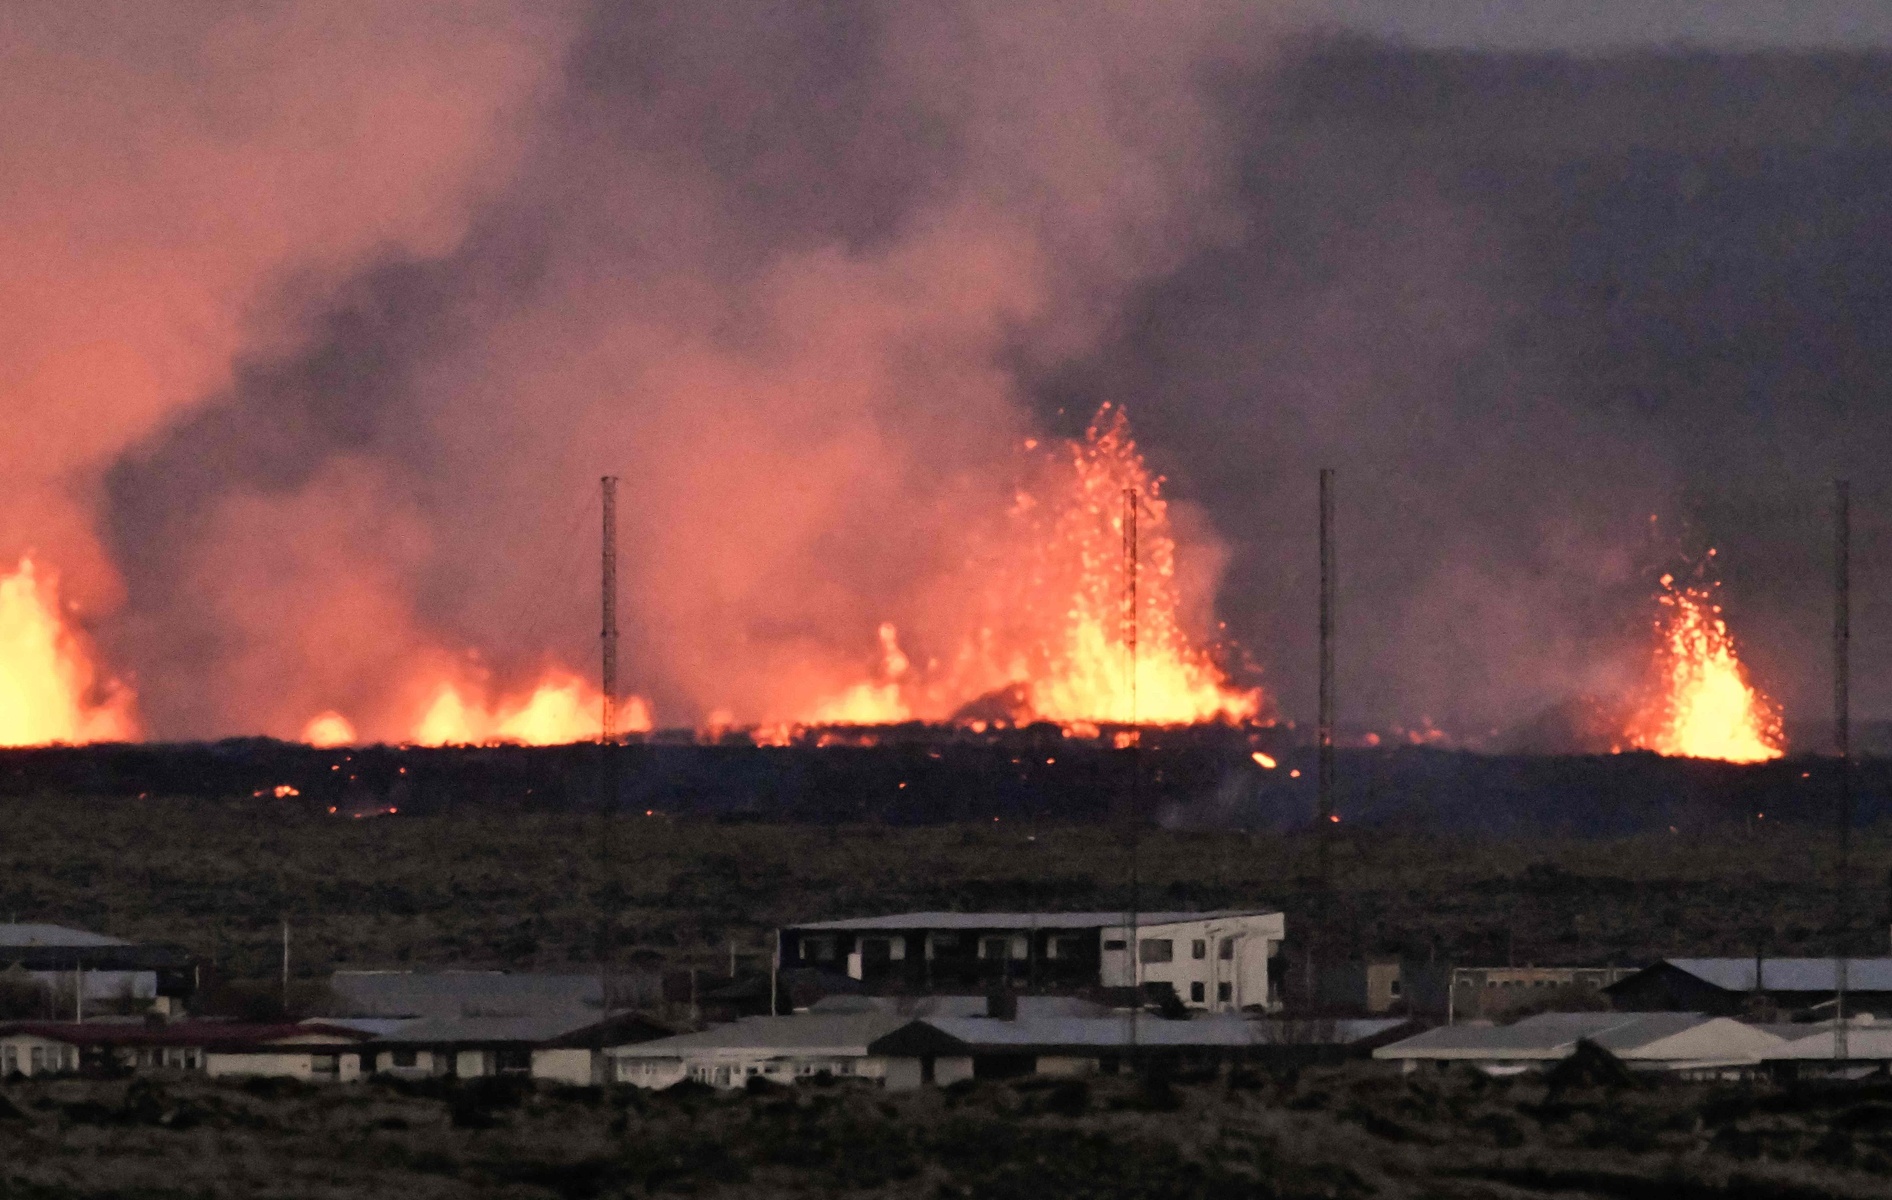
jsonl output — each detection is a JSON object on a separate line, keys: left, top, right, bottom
{"left": 986, "top": 988, "right": 1016, "bottom": 1020}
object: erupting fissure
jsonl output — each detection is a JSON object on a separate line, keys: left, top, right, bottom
{"left": 1623, "top": 560, "right": 1783, "bottom": 763}
{"left": 803, "top": 405, "right": 1261, "bottom": 730}
{"left": 408, "top": 672, "right": 652, "bottom": 747}
{"left": 0, "top": 558, "right": 138, "bottom": 747}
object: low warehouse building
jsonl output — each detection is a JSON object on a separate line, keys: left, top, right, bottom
{"left": 608, "top": 1013, "right": 969, "bottom": 1090}
{"left": 1606, "top": 958, "right": 1892, "bottom": 1018}
{"left": 1374, "top": 1012, "right": 1783, "bottom": 1077}
{"left": 0, "top": 1021, "right": 373, "bottom": 1080}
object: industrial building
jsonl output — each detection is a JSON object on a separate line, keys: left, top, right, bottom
{"left": 1447, "top": 965, "right": 1635, "bottom": 1021}
{"left": 1373, "top": 1012, "right": 1784, "bottom": 1078}
{"left": 1605, "top": 958, "right": 1892, "bottom": 1018}
{"left": 778, "top": 910, "right": 1284, "bottom": 1011}
{"left": 0, "top": 923, "right": 196, "bottom": 1016}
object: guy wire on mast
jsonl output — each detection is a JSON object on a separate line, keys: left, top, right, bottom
{"left": 600, "top": 475, "right": 620, "bottom": 1012}
{"left": 1835, "top": 479, "right": 1851, "bottom": 1063}
{"left": 1123, "top": 486, "right": 1141, "bottom": 1050}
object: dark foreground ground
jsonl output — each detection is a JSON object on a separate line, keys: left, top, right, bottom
{"left": 4, "top": 1063, "right": 1892, "bottom": 1199}
{"left": 2, "top": 792, "right": 1888, "bottom": 982}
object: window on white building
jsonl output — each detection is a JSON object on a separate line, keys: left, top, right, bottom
{"left": 1192, "top": 940, "right": 1207, "bottom": 960}
{"left": 1219, "top": 939, "right": 1235, "bottom": 961}
{"left": 1139, "top": 940, "right": 1174, "bottom": 964}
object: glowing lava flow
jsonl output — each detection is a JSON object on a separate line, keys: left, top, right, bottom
{"left": 409, "top": 671, "right": 652, "bottom": 746}
{"left": 804, "top": 405, "right": 1260, "bottom": 729}
{"left": 1624, "top": 569, "right": 1783, "bottom": 763}
{"left": 0, "top": 558, "right": 138, "bottom": 746}
{"left": 301, "top": 712, "right": 357, "bottom": 748}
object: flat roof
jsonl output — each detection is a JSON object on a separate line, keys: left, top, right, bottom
{"left": 0, "top": 924, "right": 130, "bottom": 948}
{"left": 787, "top": 910, "right": 1281, "bottom": 933}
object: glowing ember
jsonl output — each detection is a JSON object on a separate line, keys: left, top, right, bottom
{"left": 1252, "top": 751, "right": 1276, "bottom": 769}
{"left": 301, "top": 712, "right": 357, "bottom": 748}
{"left": 409, "top": 671, "right": 652, "bottom": 746}
{"left": 0, "top": 558, "right": 137, "bottom": 747}
{"left": 1624, "top": 567, "right": 1783, "bottom": 763}
{"left": 803, "top": 405, "right": 1260, "bottom": 728}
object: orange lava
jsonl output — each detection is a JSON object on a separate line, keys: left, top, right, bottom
{"left": 301, "top": 712, "right": 357, "bottom": 748}
{"left": 0, "top": 558, "right": 138, "bottom": 747}
{"left": 1624, "top": 568, "right": 1783, "bottom": 763}
{"left": 408, "top": 671, "right": 652, "bottom": 746}
{"left": 802, "top": 405, "right": 1260, "bottom": 729}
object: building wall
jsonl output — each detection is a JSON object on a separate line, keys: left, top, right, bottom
{"left": 374, "top": 1049, "right": 450, "bottom": 1078}
{"left": 0, "top": 1035, "right": 78, "bottom": 1077}
{"left": 206, "top": 1051, "right": 319, "bottom": 1080}
{"left": 1102, "top": 915, "right": 1283, "bottom": 1011}
{"left": 27, "top": 969, "right": 158, "bottom": 1004}
{"left": 1451, "top": 967, "right": 1632, "bottom": 1020}
{"left": 532, "top": 1048, "right": 600, "bottom": 1086}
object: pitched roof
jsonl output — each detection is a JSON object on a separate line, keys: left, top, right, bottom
{"left": 1373, "top": 1012, "right": 1781, "bottom": 1063}
{"left": 1763, "top": 1022, "right": 1892, "bottom": 1060}
{"left": 1633, "top": 958, "right": 1892, "bottom": 993}
{"left": 610, "top": 1013, "right": 919, "bottom": 1057}
{"left": 920, "top": 1014, "right": 1386, "bottom": 1051}
{"left": 787, "top": 910, "right": 1280, "bottom": 933}
{"left": 0, "top": 1021, "right": 371, "bottom": 1049}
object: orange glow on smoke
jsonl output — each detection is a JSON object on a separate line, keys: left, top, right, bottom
{"left": 301, "top": 712, "right": 357, "bottom": 748}
{"left": 0, "top": 558, "right": 138, "bottom": 746}
{"left": 408, "top": 671, "right": 652, "bottom": 746}
{"left": 1624, "top": 568, "right": 1783, "bottom": 763}
{"left": 801, "top": 405, "right": 1260, "bottom": 729}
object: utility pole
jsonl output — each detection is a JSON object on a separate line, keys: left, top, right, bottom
{"left": 1835, "top": 479, "right": 1852, "bottom": 1063}
{"left": 600, "top": 476, "right": 620, "bottom": 1013}
{"left": 281, "top": 919, "right": 290, "bottom": 1013}
{"left": 1123, "top": 487, "right": 1141, "bottom": 1050}
{"left": 1318, "top": 468, "right": 1336, "bottom": 871}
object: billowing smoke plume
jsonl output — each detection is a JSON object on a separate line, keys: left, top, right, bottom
{"left": 7, "top": 6, "right": 1892, "bottom": 743}
{"left": 91, "top": 1, "right": 1277, "bottom": 739}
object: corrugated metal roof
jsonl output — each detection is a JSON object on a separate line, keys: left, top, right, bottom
{"left": 370, "top": 1014, "right": 605, "bottom": 1046}
{"left": 0, "top": 924, "right": 130, "bottom": 948}
{"left": 329, "top": 971, "right": 640, "bottom": 1020}
{"left": 0, "top": 1021, "right": 369, "bottom": 1048}
{"left": 1374, "top": 1012, "right": 1708, "bottom": 1059}
{"left": 922, "top": 1014, "right": 1318, "bottom": 1049}
{"left": 1763, "top": 1022, "right": 1892, "bottom": 1060}
{"left": 787, "top": 910, "right": 1280, "bottom": 932}
{"left": 611, "top": 1013, "right": 915, "bottom": 1057}
{"left": 1658, "top": 958, "right": 1892, "bottom": 992}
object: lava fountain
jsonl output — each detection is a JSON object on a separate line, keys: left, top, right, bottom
{"left": 803, "top": 404, "right": 1261, "bottom": 728}
{"left": 1623, "top": 562, "right": 1783, "bottom": 763}
{"left": 407, "top": 671, "right": 653, "bottom": 746}
{"left": 0, "top": 558, "right": 138, "bottom": 746}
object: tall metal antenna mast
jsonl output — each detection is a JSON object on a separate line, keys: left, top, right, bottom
{"left": 600, "top": 475, "right": 620, "bottom": 1012}
{"left": 1835, "top": 479, "right": 1852, "bottom": 1062}
{"left": 1123, "top": 486, "right": 1140, "bottom": 1048}
{"left": 602, "top": 476, "right": 620, "bottom": 744}
{"left": 1318, "top": 468, "right": 1336, "bottom": 879}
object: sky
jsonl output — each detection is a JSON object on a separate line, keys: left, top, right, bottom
{"left": 1308, "top": 1, "right": 1892, "bottom": 49}
{"left": 4, "top": 1, "right": 1891, "bottom": 746}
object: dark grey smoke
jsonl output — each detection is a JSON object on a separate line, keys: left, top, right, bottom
{"left": 104, "top": 15, "right": 1892, "bottom": 742}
